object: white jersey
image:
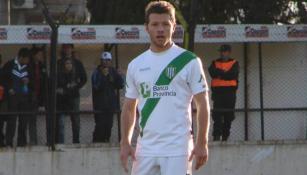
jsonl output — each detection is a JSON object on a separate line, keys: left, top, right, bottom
{"left": 125, "top": 44, "right": 208, "bottom": 157}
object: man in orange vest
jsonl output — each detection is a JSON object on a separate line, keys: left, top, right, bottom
{"left": 209, "top": 44, "right": 239, "bottom": 141}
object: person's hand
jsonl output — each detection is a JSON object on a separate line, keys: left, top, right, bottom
{"left": 117, "top": 68, "right": 125, "bottom": 76}
{"left": 189, "top": 143, "right": 209, "bottom": 170}
{"left": 22, "top": 77, "right": 29, "bottom": 84}
{"left": 102, "top": 67, "right": 109, "bottom": 76}
{"left": 120, "top": 143, "right": 136, "bottom": 173}
{"left": 9, "top": 89, "right": 15, "bottom": 95}
{"left": 67, "top": 82, "right": 77, "bottom": 88}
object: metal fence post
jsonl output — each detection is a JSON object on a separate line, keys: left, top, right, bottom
{"left": 243, "top": 43, "right": 249, "bottom": 141}
{"left": 258, "top": 43, "right": 265, "bottom": 141}
{"left": 114, "top": 44, "right": 121, "bottom": 142}
{"left": 41, "top": 1, "right": 59, "bottom": 150}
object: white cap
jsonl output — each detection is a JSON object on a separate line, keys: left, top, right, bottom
{"left": 101, "top": 51, "right": 112, "bottom": 60}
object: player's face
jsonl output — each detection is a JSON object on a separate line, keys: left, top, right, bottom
{"left": 19, "top": 56, "right": 29, "bottom": 65}
{"left": 34, "top": 51, "right": 44, "bottom": 63}
{"left": 63, "top": 46, "right": 73, "bottom": 58}
{"left": 64, "top": 60, "right": 73, "bottom": 71}
{"left": 101, "top": 59, "right": 112, "bottom": 67}
{"left": 221, "top": 51, "right": 231, "bottom": 57}
{"left": 146, "top": 13, "right": 176, "bottom": 50}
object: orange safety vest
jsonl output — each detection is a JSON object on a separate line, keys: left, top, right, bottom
{"left": 211, "top": 59, "right": 238, "bottom": 87}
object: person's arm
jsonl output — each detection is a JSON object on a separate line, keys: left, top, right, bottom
{"left": 186, "top": 58, "right": 210, "bottom": 170}
{"left": 189, "top": 91, "right": 210, "bottom": 170}
{"left": 2, "top": 61, "right": 14, "bottom": 94}
{"left": 112, "top": 68, "right": 125, "bottom": 89}
{"left": 120, "top": 98, "right": 138, "bottom": 173}
{"left": 208, "top": 60, "right": 224, "bottom": 78}
{"left": 76, "top": 60, "right": 87, "bottom": 89}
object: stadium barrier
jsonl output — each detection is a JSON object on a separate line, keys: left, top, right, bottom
{"left": 0, "top": 24, "right": 307, "bottom": 148}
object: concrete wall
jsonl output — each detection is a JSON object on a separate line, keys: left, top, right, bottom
{"left": 0, "top": 141, "right": 306, "bottom": 175}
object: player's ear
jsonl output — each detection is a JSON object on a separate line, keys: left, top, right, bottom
{"left": 172, "top": 22, "right": 176, "bottom": 33}
{"left": 145, "top": 23, "right": 149, "bottom": 33}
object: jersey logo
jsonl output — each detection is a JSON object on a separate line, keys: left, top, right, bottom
{"left": 140, "top": 82, "right": 151, "bottom": 98}
{"left": 165, "top": 66, "right": 176, "bottom": 80}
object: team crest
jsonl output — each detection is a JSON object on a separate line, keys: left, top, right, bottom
{"left": 165, "top": 66, "right": 176, "bottom": 79}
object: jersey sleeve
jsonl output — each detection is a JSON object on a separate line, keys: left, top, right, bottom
{"left": 125, "top": 63, "right": 139, "bottom": 99}
{"left": 187, "top": 58, "right": 208, "bottom": 95}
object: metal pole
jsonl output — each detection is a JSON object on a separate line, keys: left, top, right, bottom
{"left": 49, "top": 28, "right": 58, "bottom": 150}
{"left": 187, "top": 0, "right": 198, "bottom": 51}
{"left": 243, "top": 43, "right": 249, "bottom": 141}
{"left": 41, "top": 0, "right": 59, "bottom": 150}
{"left": 114, "top": 44, "right": 121, "bottom": 142}
{"left": 258, "top": 43, "right": 265, "bottom": 141}
{"left": 7, "top": 0, "right": 11, "bottom": 24}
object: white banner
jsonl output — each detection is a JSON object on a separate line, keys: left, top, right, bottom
{"left": 0, "top": 24, "right": 307, "bottom": 44}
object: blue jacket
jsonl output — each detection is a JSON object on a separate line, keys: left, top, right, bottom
{"left": 91, "top": 66, "right": 124, "bottom": 111}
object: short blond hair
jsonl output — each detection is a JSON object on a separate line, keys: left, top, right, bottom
{"left": 145, "top": 1, "right": 176, "bottom": 24}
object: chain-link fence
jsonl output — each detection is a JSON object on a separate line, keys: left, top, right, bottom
{"left": 1, "top": 25, "right": 307, "bottom": 148}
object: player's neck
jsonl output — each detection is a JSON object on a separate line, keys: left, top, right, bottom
{"left": 150, "top": 42, "right": 173, "bottom": 53}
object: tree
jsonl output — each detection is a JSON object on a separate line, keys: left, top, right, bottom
{"left": 87, "top": 0, "right": 150, "bottom": 24}
{"left": 200, "top": 0, "right": 307, "bottom": 24}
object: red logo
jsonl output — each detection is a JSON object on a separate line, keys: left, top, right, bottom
{"left": 0, "top": 28, "right": 8, "bottom": 40}
{"left": 245, "top": 26, "right": 269, "bottom": 38}
{"left": 115, "top": 27, "right": 140, "bottom": 39}
{"left": 202, "top": 26, "right": 226, "bottom": 38}
{"left": 287, "top": 26, "right": 307, "bottom": 38}
{"left": 27, "top": 27, "right": 51, "bottom": 40}
{"left": 71, "top": 27, "right": 96, "bottom": 40}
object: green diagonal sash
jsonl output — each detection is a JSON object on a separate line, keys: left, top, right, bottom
{"left": 140, "top": 51, "right": 197, "bottom": 136}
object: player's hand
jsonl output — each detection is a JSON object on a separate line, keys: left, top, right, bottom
{"left": 120, "top": 143, "right": 136, "bottom": 173}
{"left": 189, "top": 143, "right": 209, "bottom": 170}
{"left": 103, "top": 67, "right": 109, "bottom": 76}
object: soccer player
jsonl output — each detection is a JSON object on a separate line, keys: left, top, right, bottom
{"left": 120, "top": 1, "right": 210, "bottom": 175}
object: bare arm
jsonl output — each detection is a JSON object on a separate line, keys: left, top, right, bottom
{"left": 120, "top": 98, "right": 138, "bottom": 172}
{"left": 189, "top": 91, "right": 210, "bottom": 170}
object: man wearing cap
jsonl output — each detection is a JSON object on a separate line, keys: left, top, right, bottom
{"left": 209, "top": 44, "right": 239, "bottom": 141}
{"left": 91, "top": 51, "right": 124, "bottom": 143}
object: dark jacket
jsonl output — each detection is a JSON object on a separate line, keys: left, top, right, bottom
{"left": 56, "top": 70, "right": 79, "bottom": 111}
{"left": 208, "top": 58, "right": 239, "bottom": 94}
{"left": 91, "top": 66, "right": 124, "bottom": 111}
{"left": 2, "top": 58, "right": 33, "bottom": 97}
{"left": 0, "top": 67, "right": 5, "bottom": 102}
{"left": 29, "top": 61, "right": 47, "bottom": 107}
{"left": 57, "top": 57, "right": 87, "bottom": 93}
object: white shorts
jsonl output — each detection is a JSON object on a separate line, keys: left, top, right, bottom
{"left": 131, "top": 156, "right": 192, "bottom": 175}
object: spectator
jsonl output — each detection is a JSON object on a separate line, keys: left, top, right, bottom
{"left": 57, "top": 44, "right": 87, "bottom": 143}
{"left": 92, "top": 51, "right": 124, "bottom": 143}
{"left": 0, "top": 53, "right": 6, "bottom": 147}
{"left": 208, "top": 44, "right": 239, "bottom": 141}
{"left": 29, "top": 46, "right": 47, "bottom": 145}
{"left": 2, "top": 48, "right": 32, "bottom": 147}
{"left": 56, "top": 59, "right": 75, "bottom": 143}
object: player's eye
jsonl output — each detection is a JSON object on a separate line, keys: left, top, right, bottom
{"left": 163, "top": 22, "right": 170, "bottom": 26}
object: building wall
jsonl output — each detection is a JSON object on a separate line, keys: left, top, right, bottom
{"left": 0, "top": 0, "right": 87, "bottom": 24}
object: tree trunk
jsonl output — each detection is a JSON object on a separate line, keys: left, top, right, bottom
{"left": 0, "top": 0, "right": 8, "bottom": 24}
